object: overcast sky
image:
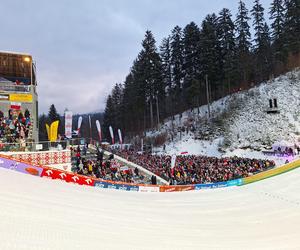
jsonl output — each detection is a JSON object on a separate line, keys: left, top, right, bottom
{"left": 0, "top": 0, "right": 272, "bottom": 115}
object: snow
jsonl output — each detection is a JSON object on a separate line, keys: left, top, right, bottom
{"left": 0, "top": 167, "right": 300, "bottom": 249}
{"left": 151, "top": 69, "right": 300, "bottom": 166}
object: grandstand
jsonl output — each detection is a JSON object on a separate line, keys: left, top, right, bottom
{"left": 0, "top": 51, "right": 38, "bottom": 144}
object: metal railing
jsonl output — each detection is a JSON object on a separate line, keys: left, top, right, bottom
{"left": 0, "top": 138, "right": 87, "bottom": 152}
{"left": 0, "top": 84, "right": 31, "bottom": 93}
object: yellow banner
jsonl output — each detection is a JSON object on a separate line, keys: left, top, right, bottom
{"left": 9, "top": 93, "right": 33, "bottom": 103}
{"left": 50, "top": 121, "right": 59, "bottom": 142}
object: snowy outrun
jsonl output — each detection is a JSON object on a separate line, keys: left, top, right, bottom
{"left": 0, "top": 167, "right": 299, "bottom": 250}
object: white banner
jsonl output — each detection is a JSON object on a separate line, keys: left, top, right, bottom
{"left": 65, "top": 111, "right": 73, "bottom": 139}
{"left": 138, "top": 186, "right": 159, "bottom": 192}
{"left": 171, "top": 154, "right": 177, "bottom": 168}
{"left": 109, "top": 126, "right": 114, "bottom": 144}
{"left": 96, "top": 120, "right": 102, "bottom": 142}
{"left": 118, "top": 129, "right": 122, "bottom": 144}
{"left": 77, "top": 116, "right": 82, "bottom": 134}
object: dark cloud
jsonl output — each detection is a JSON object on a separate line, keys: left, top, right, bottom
{"left": 0, "top": 0, "right": 271, "bottom": 114}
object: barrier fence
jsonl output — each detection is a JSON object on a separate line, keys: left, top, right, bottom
{"left": 0, "top": 154, "right": 299, "bottom": 193}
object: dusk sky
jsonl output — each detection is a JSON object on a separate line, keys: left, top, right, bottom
{"left": 0, "top": 0, "right": 272, "bottom": 115}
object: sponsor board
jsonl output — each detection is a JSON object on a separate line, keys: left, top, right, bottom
{"left": 138, "top": 186, "right": 159, "bottom": 192}
{"left": 94, "top": 181, "right": 139, "bottom": 191}
{"left": 160, "top": 185, "right": 195, "bottom": 192}
{"left": 195, "top": 182, "right": 228, "bottom": 190}
{"left": 227, "top": 179, "right": 243, "bottom": 186}
{"left": 0, "top": 157, "right": 43, "bottom": 176}
{"left": 41, "top": 168, "right": 94, "bottom": 186}
{"left": 0, "top": 94, "right": 9, "bottom": 100}
{"left": 9, "top": 93, "right": 33, "bottom": 103}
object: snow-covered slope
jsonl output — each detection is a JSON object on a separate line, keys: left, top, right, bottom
{"left": 151, "top": 69, "right": 300, "bottom": 163}
{"left": 0, "top": 167, "right": 300, "bottom": 249}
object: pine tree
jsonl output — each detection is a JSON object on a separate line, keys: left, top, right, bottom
{"left": 270, "top": 0, "right": 286, "bottom": 63}
{"left": 48, "top": 104, "right": 60, "bottom": 123}
{"left": 182, "top": 22, "right": 201, "bottom": 108}
{"left": 38, "top": 113, "right": 48, "bottom": 141}
{"left": 217, "top": 8, "right": 237, "bottom": 94}
{"left": 170, "top": 26, "right": 184, "bottom": 113}
{"left": 139, "top": 30, "right": 164, "bottom": 128}
{"left": 200, "top": 14, "right": 221, "bottom": 99}
{"left": 284, "top": 0, "right": 300, "bottom": 54}
{"left": 251, "top": 0, "right": 273, "bottom": 81}
{"left": 160, "top": 36, "right": 173, "bottom": 117}
{"left": 235, "top": 0, "right": 252, "bottom": 84}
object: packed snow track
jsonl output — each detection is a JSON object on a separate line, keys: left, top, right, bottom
{"left": 0, "top": 167, "right": 299, "bottom": 250}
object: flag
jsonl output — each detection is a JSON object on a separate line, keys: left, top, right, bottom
{"left": 11, "top": 102, "right": 21, "bottom": 110}
{"left": 64, "top": 111, "right": 73, "bottom": 139}
{"left": 96, "top": 120, "right": 102, "bottom": 142}
{"left": 88, "top": 115, "right": 92, "bottom": 139}
{"left": 77, "top": 116, "right": 82, "bottom": 135}
{"left": 46, "top": 121, "right": 59, "bottom": 142}
{"left": 118, "top": 129, "right": 122, "bottom": 144}
{"left": 109, "top": 126, "right": 114, "bottom": 144}
{"left": 171, "top": 154, "right": 177, "bottom": 168}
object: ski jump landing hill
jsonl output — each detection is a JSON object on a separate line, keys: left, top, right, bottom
{"left": 0, "top": 153, "right": 300, "bottom": 249}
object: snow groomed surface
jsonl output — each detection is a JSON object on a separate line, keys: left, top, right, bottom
{"left": 0, "top": 160, "right": 300, "bottom": 249}
{"left": 0, "top": 154, "right": 300, "bottom": 192}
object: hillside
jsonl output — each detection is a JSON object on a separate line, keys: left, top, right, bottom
{"left": 149, "top": 69, "right": 300, "bottom": 164}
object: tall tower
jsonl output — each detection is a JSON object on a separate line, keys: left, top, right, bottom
{"left": 0, "top": 51, "right": 39, "bottom": 144}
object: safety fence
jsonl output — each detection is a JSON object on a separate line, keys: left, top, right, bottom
{"left": 0, "top": 154, "right": 300, "bottom": 193}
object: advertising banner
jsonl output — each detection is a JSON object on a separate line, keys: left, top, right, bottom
{"left": 65, "top": 111, "right": 73, "bottom": 139}
{"left": 0, "top": 157, "right": 43, "bottom": 176}
{"left": 96, "top": 120, "right": 102, "bottom": 142}
{"left": 195, "top": 181, "right": 232, "bottom": 190}
{"left": 159, "top": 185, "right": 195, "bottom": 192}
{"left": 138, "top": 186, "right": 160, "bottom": 192}
{"left": 94, "top": 181, "right": 139, "bottom": 191}
{"left": 9, "top": 93, "right": 33, "bottom": 102}
{"left": 41, "top": 167, "right": 95, "bottom": 186}
{"left": 118, "top": 129, "right": 122, "bottom": 145}
{"left": 0, "top": 94, "right": 9, "bottom": 100}
{"left": 109, "top": 126, "right": 114, "bottom": 144}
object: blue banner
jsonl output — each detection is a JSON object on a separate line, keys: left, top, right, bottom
{"left": 195, "top": 179, "right": 242, "bottom": 190}
{"left": 94, "top": 181, "right": 139, "bottom": 191}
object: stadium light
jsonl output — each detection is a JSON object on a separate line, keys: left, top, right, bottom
{"left": 23, "top": 57, "right": 31, "bottom": 62}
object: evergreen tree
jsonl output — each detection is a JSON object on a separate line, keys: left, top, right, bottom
{"left": 270, "top": 0, "right": 286, "bottom": 63}
{"left": 284, "top": 0, "right": 300, "bottom": 54}
{"left": 48, "top": 104, "right": 60, "bottom": 123}
{"left": 235, "top": 0, "right": 252, "bottom": 84}
{"left": 38, "top": 113, "right": 48, "bottom": 141}
{"left": 139, "top": 30, "right": 164, "bottom": 128}
{"left": 170, "top": 26, "right": 184, "bottom": 112}
{"left": 217, "top": 8, "right": 237, "bottom": 94}
{"left": 160, "top": 36, "right": 173, "bottom": 117}
{"left": 182, "top": 22, "right": 201, "bottom": 108}
{"left": 200, "top": 14, "right": 221, "bottom": 99}
{"left": 251, "top": 0, "right": 273, "bottom": 81}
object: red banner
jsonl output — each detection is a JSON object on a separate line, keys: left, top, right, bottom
{"left": 41, "top": 167, "right": 94, "bottom": 186}
{"left": 159, "top": 185, "right": 195, "bottom": 192}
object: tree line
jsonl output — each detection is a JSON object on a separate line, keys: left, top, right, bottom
{"left": 103, "top": 0, "right": 300, "bottom": 141}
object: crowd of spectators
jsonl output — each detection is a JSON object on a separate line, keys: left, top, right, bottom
{"left": 0, "top": 109, "right": 31, "bottom": 144}
{"left": 70, "top": 146, "right": 149, "bottom": 184}
{"left": 112, "top": 150, "right": 276, "bottom": 185}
